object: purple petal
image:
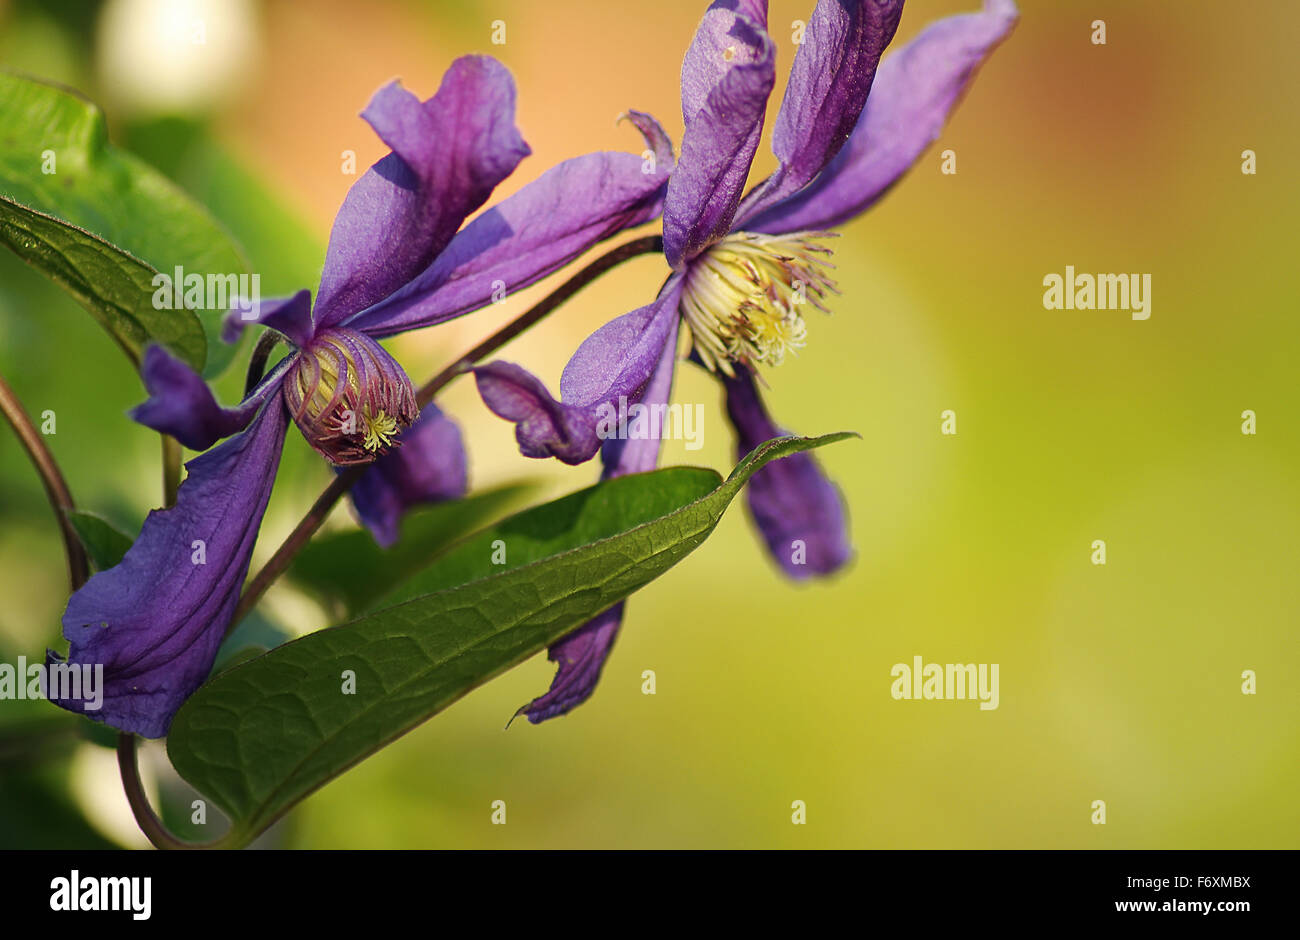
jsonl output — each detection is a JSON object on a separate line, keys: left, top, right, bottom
{"left": 737, "top": 0, "right": 905, "bottom": 222}
{"left": 521, "top": 603, "right": 625, "bottom": 723}
{"left": 679, "top": 1, "right": 769, "bottom": 122}
{"left": 746, "top": 0, "right": 1019, "bottom": 235}
{"left": 313, "top": 56, "right": 530, "bottom": 328}
{"left": 560, "top": 277, "right": 682, "bottom": 407}
{"left": 520, "top": 313, "right": 683, "bottom": 723}
{"left": 713, "top": 0, "right": 768, "bottom": 29}
{"left": 349, "top": 404, "right": 469, "bottom": 548}
{"left": 598, "top": 309, "right": 681, "bottom": 475}
{"left": 220, "top": 289, "right": 315, "bottom": 348}
{"left": 663, "top": 1, "right": 775, "bottom": 269}
{"left": 130, "top": 344, "right": 290, "bottom": 451}
{"left": 472, "top": 362, "right": 603, "bottom": 465}
{"left": 622, "top": 109, "right": 676, "bottom": 170}
{"left": 474, "top": 277, "right": 684, "bottom": 465}
{"left": 723, "top": 367, "right": 851, "bottom": 578}
{"left": 49, "top": 399, "right": 289, "bottom": 738}
{"left": 345, "top": 114, "right": 674, "bottom": 338}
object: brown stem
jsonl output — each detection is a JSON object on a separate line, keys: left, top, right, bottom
{"left": 244, "top": 330, "right": 282, "bottom": 398}
{"left": 116, "top": 733, "right": 232, "bottom": 850}
{"left": 0, "top": 374, "right": 89, "bottom": 591}
{"left": 230, "top": 234, "right": 664, "bottom": 629}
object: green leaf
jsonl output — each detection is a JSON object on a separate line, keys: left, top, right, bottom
{"left": 167, "top": 434, "right": 854, "bottom": 845}
{"left": 64, "top": 509, "right": 133, "bottom": 571}
{"left": 285, "top": 482, "right": 539, "bottom": 618}
{"left": 0, "top": 199, "right": 206, "bottom": 371}
{"left": 212, "top": 611, "right": 293, "bottom": 678}
{"left": 0, "top": 70, "right": 252, "bottom": 376}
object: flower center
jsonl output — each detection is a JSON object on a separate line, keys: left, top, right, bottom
{"left": 361, "top": 409, "right": 401, "bottom": 452}
{"left": 284, "top": 329, "right": 419, "bottom": 466}
{"left": 679, "top": 230, "right": 838, "bottom": 376}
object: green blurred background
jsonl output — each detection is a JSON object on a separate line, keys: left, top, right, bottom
{"left": 1, "top": 0, "right": 1296, "bottom": 848}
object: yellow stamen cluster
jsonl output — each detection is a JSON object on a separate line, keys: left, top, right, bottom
{"left": 361, "top": 410, "right": 400, "bottom": 453}
{"left": 679, "top": 230, "right": 838, "bottom": 376}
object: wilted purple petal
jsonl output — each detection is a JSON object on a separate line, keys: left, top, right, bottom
{"left": 723, "top": 367, "right": 851, "bottom": 578}
{"left": 737, "top": 0, "right": 904, "bottom": 222}
{"left": 50, "top": 399, "right": 290, "bottom": 738}
{"left": 747, "top": 0, "right": 1019, "bottom": 235}
{"left": 130, "top": 344, "right": 290, "bottom": 451}
{"left": 475, "top": 277, "right": 683, "bottom": 465}
{"left": 350, "top": 404, "right": 468, "bottom": 547}
{"left": 348, "top": 115, "right": 674, "bottom": 338}
{"left": 313, "top": 56, "right": 530, "bottom": 328}
{"left": 521, "top": 603, "right": 625, "bottom": 723}
{"left": 220, "top": 289, "right": 315, "bottom": 348}
{"left": 663, "top": 1, "right": 775, "bottom": 269}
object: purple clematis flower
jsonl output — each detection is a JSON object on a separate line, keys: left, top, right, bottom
{"left": 476, "top": 0, "right": 1019, "bottom": 721}
{"left": 47, "top": 54, "right": 673, "bottom": 738}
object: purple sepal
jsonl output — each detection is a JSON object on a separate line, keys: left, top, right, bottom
{"left": 521, "top": 603, "right": 626, "bottom": 723}
{"left": 346, "top": 115, "right": 674, "bottom": 338}
{"left": 622, "top": 109, "right": 676, "bottom": 172}
{"left": 597, "top": 309, "right": 680, "bottom": 476}
{"left": 130, "top": 344, "right": 289, "bottom": 451}
{"left": 350, "top": 404, "right": 469, "bottom": 548}
{"left": 472, "top": 361, "right": 602, "bottom": 465}
{"left": 220, "top": 289, "right": 315, "bottom": 348}
{"left": 313, "top": 56, "right": 530, "bottom": 329}
{"left": 723, "top": 367, "right": 851, "bottom": 579}
{"left": 475, "top": 277, "right": 683, "bottom": 466}
{"left": 747, "top": 0, "right": 1019, "bottom": 234}
{"left": 737, "top": 0, "right": 905, "bottom": 222}
{"left": 664, "top": 1, "right": 775, "bottom": 268}
{"left": 50, "top": 399, "right": 290, "bottom": 738}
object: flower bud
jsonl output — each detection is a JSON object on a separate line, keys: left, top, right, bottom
{"left": 283, "top": 329, "right": 418, "bottom": 465}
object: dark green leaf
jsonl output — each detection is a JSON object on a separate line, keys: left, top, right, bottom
{"left": 285, "top": 482, "right": 539, "bottom": 618}
{"left": 0, "top": 769, "right": 118, "bottom": 848}
{"left": 167, "top": 434, "right": 853, "bottom": 845}
{"left": 64, "top": 509, "right": 133, "bottom": 572}
{"left": 212, "top": 610, "right": 292, "bottom": 678}
{"left": 0, "top": 199, "right": 206, "bottom": 370}
{"left": 0, "top": 70, "right": 252, "bottom": 375}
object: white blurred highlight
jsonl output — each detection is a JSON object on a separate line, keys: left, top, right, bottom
{"left": 70, "top": 740, "right": 157, "bottom": 848}
{"left": 97, "top": 0, "right": 259, "bottom": 115}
